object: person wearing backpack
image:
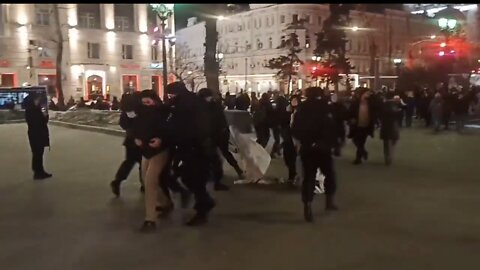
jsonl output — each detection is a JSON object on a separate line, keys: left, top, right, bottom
{"left": 292, "top": 87, "right": 338, "bottom": 223}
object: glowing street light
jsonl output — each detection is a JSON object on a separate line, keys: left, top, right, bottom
{"left": 217, "top": 15, "right": 226, "bottom": 21}
{"left": 351, "top": 26, "right": 359, "bottom": 32}
{"left": 438, "top": 17, "right": 457, "bottom": 30}
{"left": 393, "top": 58, "right": 402, "bottom": 64}
{"left": 430, "top": 34, "right": 436, "bottom": 39}
{"left": 439, "top": 51, "right": 445, "bottom": 56}
{"left": 150, "top": 3, "right": 174, "bottom": 100}
{"left": 440, "top": 42, "right": 446, "bottom": 48}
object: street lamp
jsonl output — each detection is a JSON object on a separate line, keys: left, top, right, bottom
{"left": 150, "top": 3, "right": 174, "bottom": 100}
{"left": 311, "top": 56, "right": 321, "bottom": 62}
{"left": 351, "top": 26, "right": 359, "bottom": 32}
{"left": 438, "top": 18, "right": 457, "bottom": 30}
{"left": 393, "top": 58, "right": 402, "bottom": 64}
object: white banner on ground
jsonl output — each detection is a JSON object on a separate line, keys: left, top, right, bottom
{"left": 230, "top": 126, "right": 271, "bottom": 183}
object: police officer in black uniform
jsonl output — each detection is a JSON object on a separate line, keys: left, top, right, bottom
{"left": 291, "top": 87, "right": 338, "bottom": 222}
{"left": 165, "top": 82, "right": 216, "bottom": 226}
{"left": 110, "top": 92, "right": 144, "bottom": 196}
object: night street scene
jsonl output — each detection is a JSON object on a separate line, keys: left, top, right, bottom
{"left": 1, "top": 3, "right": 480, "bottom": 270}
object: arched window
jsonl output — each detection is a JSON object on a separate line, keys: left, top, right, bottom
{"left": 268, "top": 37, "right": 273, "bottom": 49}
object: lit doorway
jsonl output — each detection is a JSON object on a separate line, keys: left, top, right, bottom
{"left": 87, "top": 75, "right": 103, "bottom": 100}
{"left": 122, "top": 75, "right": 138, "bottom": 94}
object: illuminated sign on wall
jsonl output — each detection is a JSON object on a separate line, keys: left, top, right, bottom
{"left": 150, "top": 63, "right": 163, "bottom": 69}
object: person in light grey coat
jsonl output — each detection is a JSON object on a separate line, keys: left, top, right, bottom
{"left": 429, "top": 92, "right": 444, "bottom": 132}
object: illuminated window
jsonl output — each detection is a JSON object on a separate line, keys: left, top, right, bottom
{"left": 79, "top": 13, "right": 97, "bottom": 28}
{"left": 35, "top": 5, "right": 50, "bottom": 26}
{"left": 87, "top": 42, "right": 100, "bottom": 59}
{"left": 122, "top": 44, "right": 133, "bottom": 60}
{"left": 115, "top": 16, "right": 131, "bottom": 31}
{"left": 151, "top": 45, "right": 158, "bottom": 61}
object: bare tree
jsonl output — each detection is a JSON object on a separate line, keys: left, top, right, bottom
{"left": 52, "top": 4, "right": 65, "bottom": 109}
{"left": 172, "top": 44, "right": 206, "bottom": 92}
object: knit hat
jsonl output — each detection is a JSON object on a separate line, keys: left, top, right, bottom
{"left": 197, "top": 88, "right": 214, "bottom": 99}
{"left": 165, "top": 81, "right": 188, "bottom": 95}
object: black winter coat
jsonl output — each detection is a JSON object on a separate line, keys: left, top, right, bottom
{"left": 379, "top": 100, "right": 402, "bottom": 141}
{"left": 132, "top": 105, "right": 170, "bottom": 158}
{"left": 24, "top": 95, "right": 50, "bottom": 150}
{"left": 206, "top": 100, "right": 229, "bottom": 145}
{"left": 167, "top": 91, "right": 212, "bottom": 150}
{"left": 291, "top": 98, "right": 336, "bottom": 149}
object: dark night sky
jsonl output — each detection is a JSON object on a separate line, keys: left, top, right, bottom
{"left": 174, "top": 4, "right": 405, "bottom": 31}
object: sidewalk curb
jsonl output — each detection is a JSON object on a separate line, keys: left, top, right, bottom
{"left": 50, "top": 120, "right": 125, "bottom": 137}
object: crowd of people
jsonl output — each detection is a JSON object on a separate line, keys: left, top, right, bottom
{"left": 24, "top": 81, "right": 480, "bottom": 231}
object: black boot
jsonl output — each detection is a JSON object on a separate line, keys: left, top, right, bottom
{"left": 140, "top": 220, "right": 156, "bottom": 233}
{"left": 304, "top": 203, "right": 313, "bottom": 222}
{"left": 234, "top": 166, "right": 245, "bottom": 179}
{"left": 186, "top": 200, "right": 216, "bottom": 226}
{"left": 325, "top": 195, "right": 338, "bottom": 211}
{"left": 34, "top": 172, "right": 52, "bottom": 180}
{"left": 110, "top": 180, "right": 121, "bottom": 197}
{"left": 186, "top": 212, "right": 208, "bottom": 226}
{"left": 214, "top": 182, "right": 230, "bottom": 191}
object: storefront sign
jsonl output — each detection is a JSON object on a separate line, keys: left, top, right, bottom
{"left": 120, "top": 63, "right": 141, "bottom": 69}
{"left": 149, "top": 63, "right": 163, "bottom": 69}
{"left": 39, "top": 60, "right": 55, "bottom": 69}
{"left": 0, "top": 60, "right": 10, "bottom": 67}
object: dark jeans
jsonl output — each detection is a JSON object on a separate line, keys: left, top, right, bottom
{"left": 178, "top": 146, "right": 214, "bottom": 214}
{"left": 281, "top": 128, "right": 297, "bottom": 180}
{"left": 271, "top": 125, "right": 281, "bottom": 156}
{"left": 455, "top": 114, "right": 467, "bottom": 132}
{"left": 300, "top": 146, "right": 336, "bottom": 203}
{"left": 405, "top": 110, "right": 414, "bottom": 128}
{"left": 352, "top": 128, "right": 369, "bottom": 161}
{"left": 424, "top": 113, "right": 432, "bottom": 127}
{"left": 383, "top": 139, "right": 397, "bottom": 164}
{"left": 255, "top": 124, "right": 270, "bottom": 148}
{"left": 209, "top": 149, "right": 224, "bottom": 185}
{"left": 218, "top": 135, "right": 242, "bottom": 176}
{"left": 160, "top": 156, "right": 188, "bottom": 202}
{"left": 114, "top": 145, "right": 142, "bottom": 185}
{"left": 32, "top": 147, "right": 45, "bottom": 174}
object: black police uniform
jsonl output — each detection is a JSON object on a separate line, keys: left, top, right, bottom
{"left": 292, "top": 90, "right": 337, "bottom": 221}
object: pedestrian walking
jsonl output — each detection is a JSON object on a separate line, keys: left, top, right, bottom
{"left": 166, "top": 82, "right": 216, "bottom": 226}
{"left": 110, "top": 92, "right": 144, "bottom": 197}
{"left": 453, "top": 92, "right": 470, "bottom": 133}
{"left": 348, "top": 88, "right": 376, "bottom": 165}
{"left": 132, "top": 90, "right": 171, "bottom": 232}
{"left": 292, "top": 87, "right": 338, "bottom": 223}
{"left": 198, "top": 88, "right": 244, "bottom": 190}
{"left": 254, "top": 93, "right": 272, "bottom": 148}
{"left": 429, "top": 92, "right": 444, "bottom": 133}
{"left": 380, "top": 94, "right": 402, "bottom": 165}
{"left": 24, "top": 92, "right": 52, "bottom": 180}
{"left": 404, "top": 91, "right": 415, "bottom": 128}
{"left": 329, "top": 93, "right": 347, "bottom": 157}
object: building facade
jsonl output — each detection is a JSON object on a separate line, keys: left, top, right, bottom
{"left": 175, "top": 4, "right": 437, "bottom": 93}
{"left": 0, "top": 4, "right": 175, "bottom": 100}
